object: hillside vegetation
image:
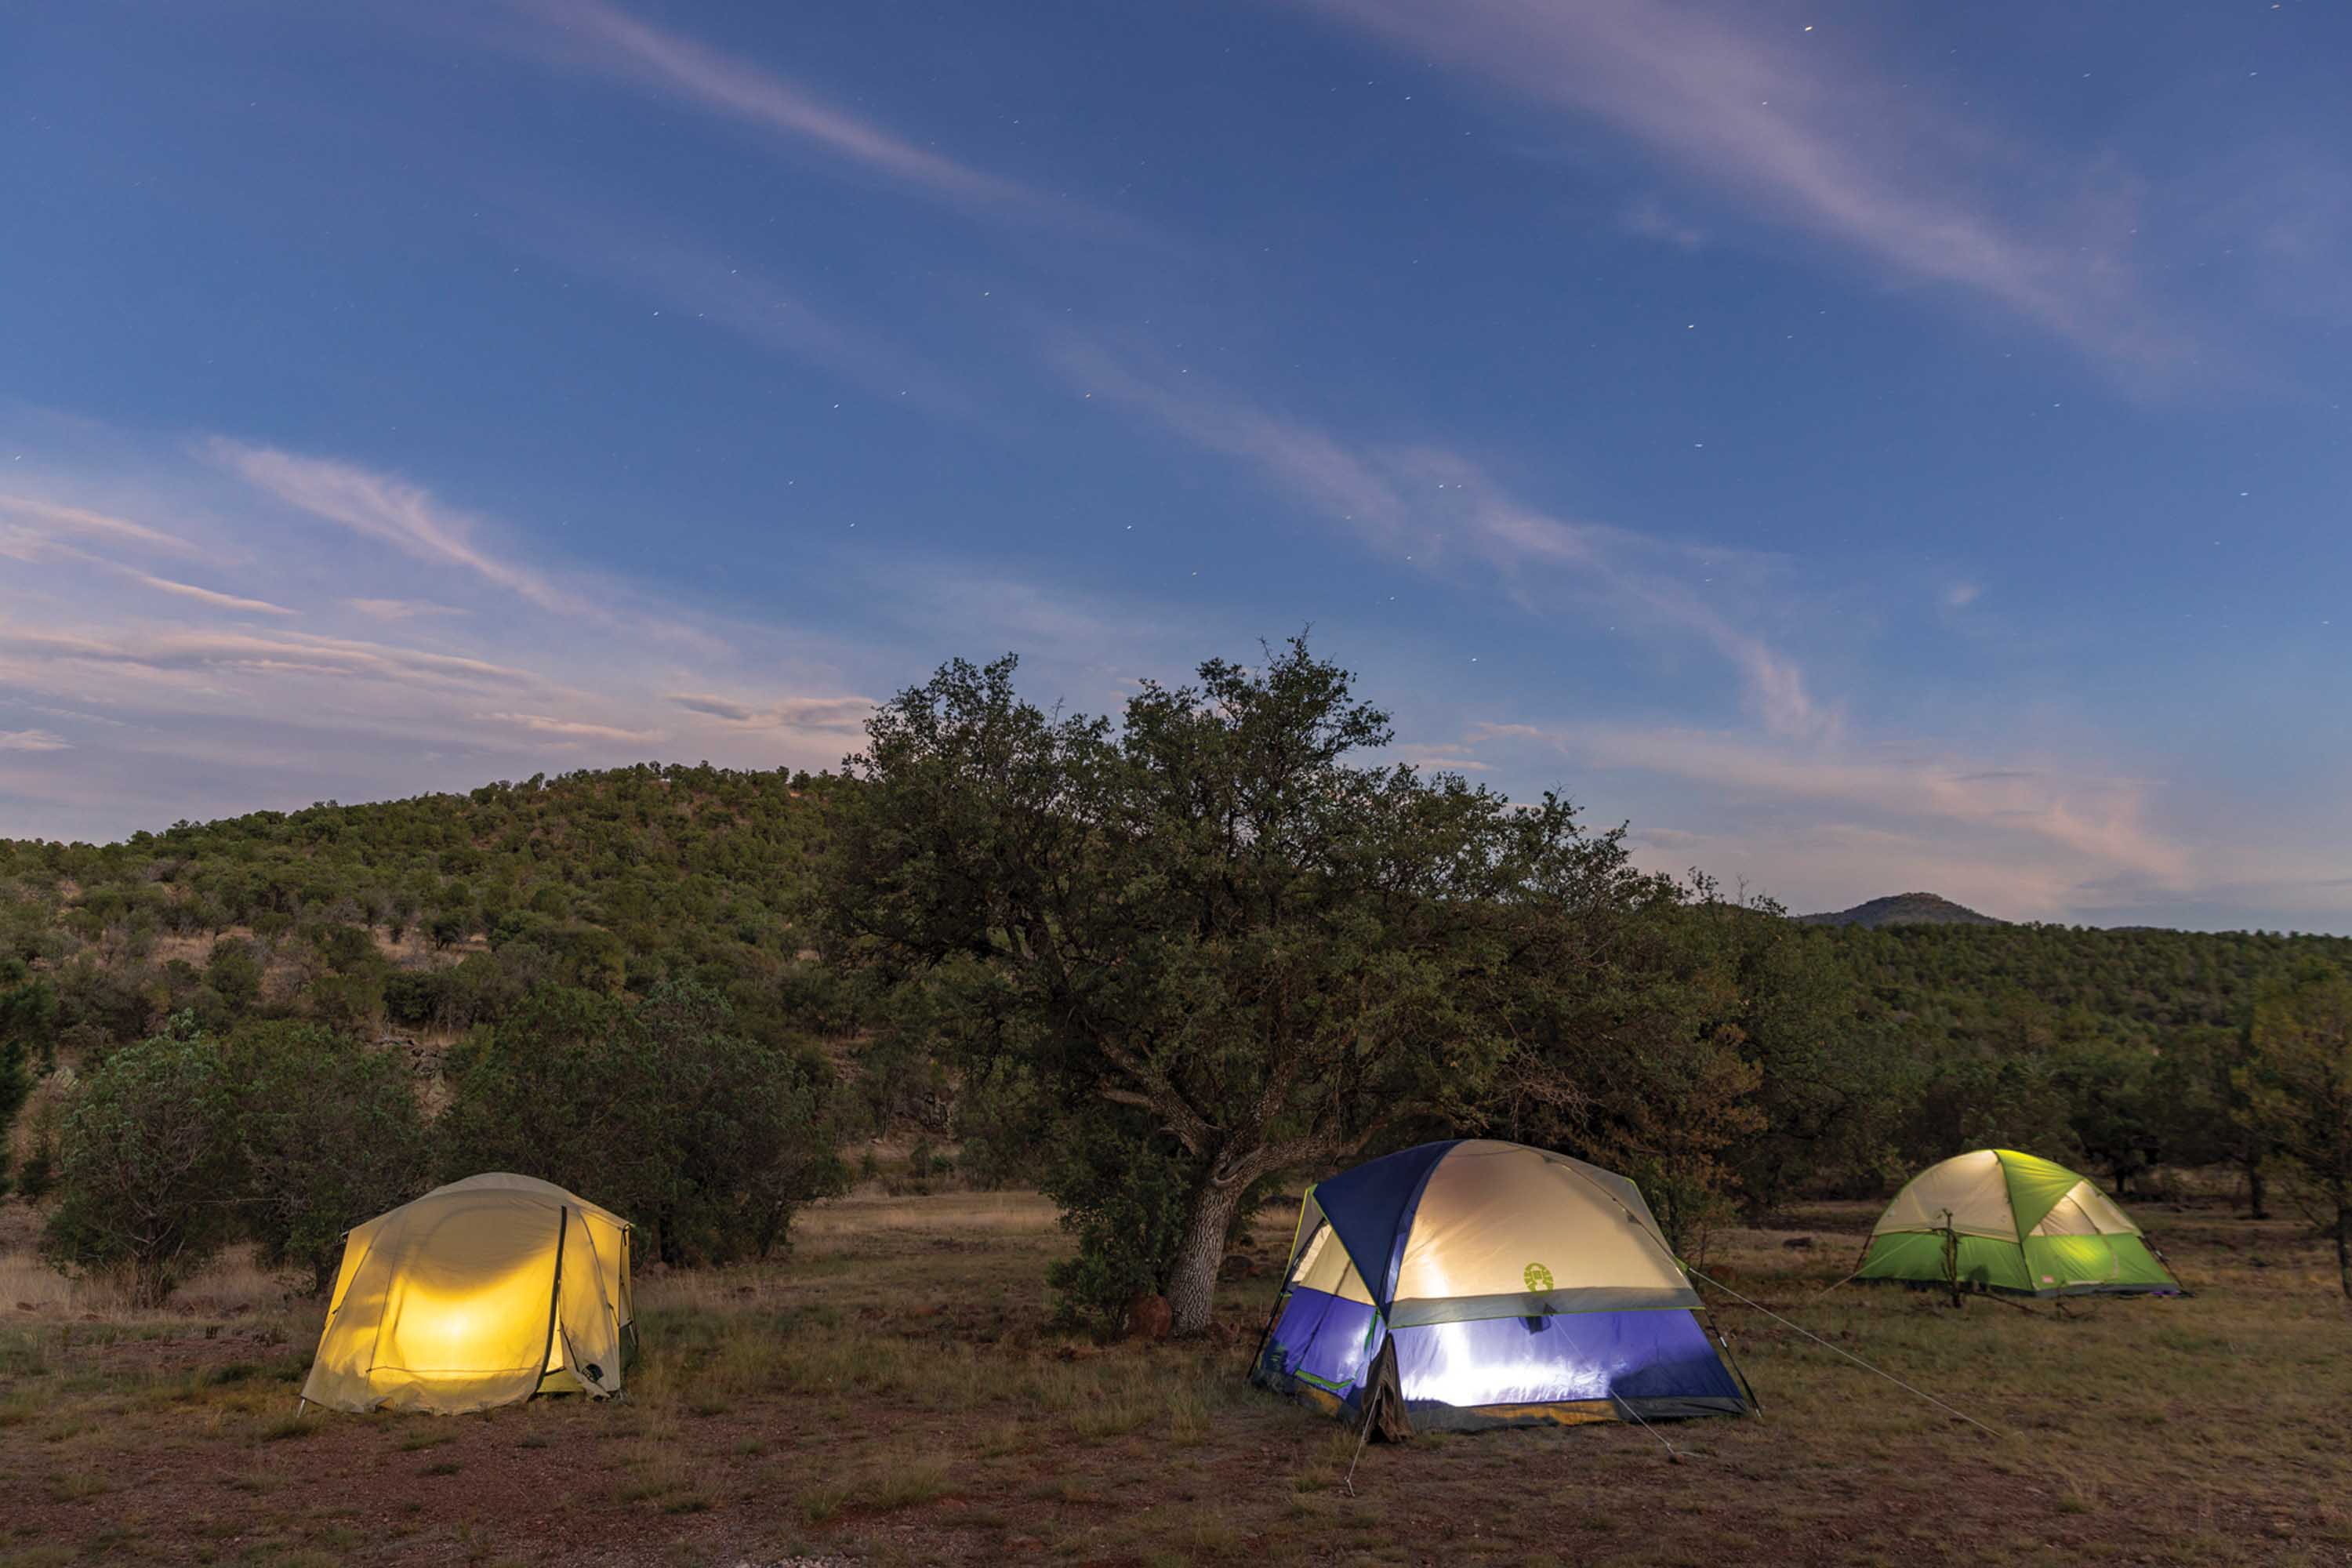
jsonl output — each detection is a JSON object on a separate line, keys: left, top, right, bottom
{"left": 1, "top": 763, "right": 2343, "bottom": 1193}
{"left": 0, "top": 763, "right": 852, "bottom": 1059}
{"left": 2, "top": 657, "right": 2350, "bottom": 1312}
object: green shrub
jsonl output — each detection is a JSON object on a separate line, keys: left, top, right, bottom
{"left": 42, "top": 1020, "right": 243, "bottom": 1305}
{"left": 227, "top": 1021, "right": 435, "bottom": 1293}
{"left": 441, "top": 980, "right": 848, "bottom": 1265}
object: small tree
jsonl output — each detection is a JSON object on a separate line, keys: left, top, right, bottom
{"left": 612, "top": 980, "right": 847, "bottom": 1262}
{"left": 2238, "top": 966, "right": 2352, "bottom": 1300}
{"left": 203, "top": 938, "right": 262, "bottom": 1014}
{"left": 42, "top": 1019, "right": 243, "bottom": 1305}
{"left": 2181, "top": 1022, "right": 2274, "bottom": 1218}
{"left": 227, "top": 1021, "right": 434, "bottom": 1294}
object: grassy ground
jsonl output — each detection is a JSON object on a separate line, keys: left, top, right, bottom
{"left": 1, "top": 1187, "right": 2347, "bottom": 1567}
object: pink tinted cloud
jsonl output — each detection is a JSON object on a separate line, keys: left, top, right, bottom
{"left": 128, "top": 574, "right": 296, "bottom": 616}
{"left": 476, "top": 711, "right": 661, "bottom": 744}
{"left": 0, "top": 492, "right": 203, "bottom": 557}
{"left": 210, "top": 441, "right": 583, "bottom": 615}
{"left": 345, "top": 598, "right": 466, "bottom": 622}
{"left": 1488, "top": 720, "right": 2189, "bottom": 889}
{"left": 667, "top": 693, "right": 876, "bottom": 732}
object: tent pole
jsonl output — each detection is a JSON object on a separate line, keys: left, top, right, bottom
{"left": 2151, "top": 1240, "right": 2190, "bottom": 1296}
{"left": 1247, "top": 1194, "right": 1320, "bottom": 1378}
{"left": 535, "top": 1206, "right": 569, "bottom": 1403}
{"left": 1704, "top": 1306, "right": 1765, "bottom": 1417}
{"left": 1940, "top": 1212, "right": 1961, "bottom": 1309}
{"left": 1245, "top": 1285, "right": 1286, "bottom": 1379}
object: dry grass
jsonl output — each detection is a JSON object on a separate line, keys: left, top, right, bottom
{"left": 793, "top": 1186, "right": 1065, "bottom": 1238}
{"left": 0, "top": 1236, "right": 288, "bottom": 1320}
{"left": 0, "top": 1187, "right": 2346, "bottom": 1566}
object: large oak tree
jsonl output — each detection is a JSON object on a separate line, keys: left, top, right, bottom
{"left": 826, "top": 641, "right": 1667, "bottom": 1334}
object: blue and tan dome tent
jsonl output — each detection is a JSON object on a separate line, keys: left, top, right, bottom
{"left": 1252, "top": 1139, "right": 1752, "bottom": 1432}
{"left": 1857, "top": 1149, "right": 2180, "bottom": 1298}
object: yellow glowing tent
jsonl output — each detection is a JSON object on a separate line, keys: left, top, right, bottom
{"left": 300, "top": 1173, "right": 634, "bottom": 1414}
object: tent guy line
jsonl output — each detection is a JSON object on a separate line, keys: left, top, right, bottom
{"left": 1674, "top": 1260, "right": 2015, "bottom": 1444}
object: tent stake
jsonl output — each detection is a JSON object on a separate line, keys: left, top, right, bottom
{"left": 1341, "top": 1396, "right": 1376, "bottom": 1496}
{"left": 1612, "top": 1392, "right": 1681, "bottom": 1462}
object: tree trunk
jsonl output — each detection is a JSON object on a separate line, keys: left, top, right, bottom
{"left": 2245, "top": 1159, "right": 2269, "bottom": 1221}
{"left": 1167, "top": 1178, "right": 1249, "bottom": 1337}
{"left": 2338, "top": 1196, "right": 2350, "bottom": 1304}
{"left": 132, "top": 1251, "right": 174, "bottom": 1310}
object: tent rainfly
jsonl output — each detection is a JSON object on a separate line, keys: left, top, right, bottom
{"left": 1252, "top": 1139, "right": 1753, "bottom": 1432}
{"left": 1857, "top": 1149, "right": 2180, "bottom": 1298}
{"left": 301, "top": 1173, "right": 634, "bottom": 1414}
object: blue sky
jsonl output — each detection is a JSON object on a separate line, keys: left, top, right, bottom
{"left": 3, "top": 1, "right": 2347, "bottom": 929}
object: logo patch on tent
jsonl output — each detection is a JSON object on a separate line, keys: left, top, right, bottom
{"left": 1523, "top": 1262, "right": 1555, "bottom": 1292}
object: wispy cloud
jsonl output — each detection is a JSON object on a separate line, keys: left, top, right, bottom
{"left": 515, "top": 209, "right": 972, "bottom": 413}
{"left": 129, "top": 574, "right": 296, "bottom": 616}
{"left": 0, "top": 626, "right": 538, "bottom": 691}
{"left": 477, "top": 710, "right": 660, "bottom": 744}
{"left": 0, "top": 524, "right": 295, "bottom": 615}
{"left": 345, "top": 598, "right": 466, "bottom": 621}
{"left": 1392, "top": 746, "right": 1490, "bottom": 773}
{"left": 1288, "top": 0, "right": 2174, "bottom": 369}
{"left": 0, "top": 423, "right": 1102, "bottom": 841}
{"left": 1479, "top": 719, "right": 2189, "bottom": 896}
{"left": 666, "top": 693, "right": 875, "bottom": 732}
{"left": 209, "top": 441, "right": 583, "bottom": 614}
{"left": 1058, "top": 339, "right": 1825, "bottom": 736}
{"left": 509, "top": 0, "right": 1033, "bottom": 210}
{"left": 1621, "top": 194, "right": 1705, "bottom": 252}
{"left": 0, "top": 492, "right": 202, "bottom": 557}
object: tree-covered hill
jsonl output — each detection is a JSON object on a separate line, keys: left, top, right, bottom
{"left": 0, "top": 764, "right": 857, "bottom": 1061}
{"left": 4, "top": 759, "right": 2349, "bottom": 1223}
{"left": 1797, "top": 891, "right": 2005, "bottom": 927}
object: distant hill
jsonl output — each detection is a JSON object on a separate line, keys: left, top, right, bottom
{"left": 1795, "top": 891, "right": 2005, "bottom": 928}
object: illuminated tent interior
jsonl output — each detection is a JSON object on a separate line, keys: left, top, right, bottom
{"left": 1857, "top": 1149, "right": 2180, "bottom": 1298}
{"left": 301, "top": 1173, "right": 634, "bottom": 1415}
{"left": 1252, "top": 1139, "right": 1751, "bottom": 1432}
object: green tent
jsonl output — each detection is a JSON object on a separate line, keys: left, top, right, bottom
{"left": 1857, "top": 1149, "right": 2180, "bottom": 1298}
